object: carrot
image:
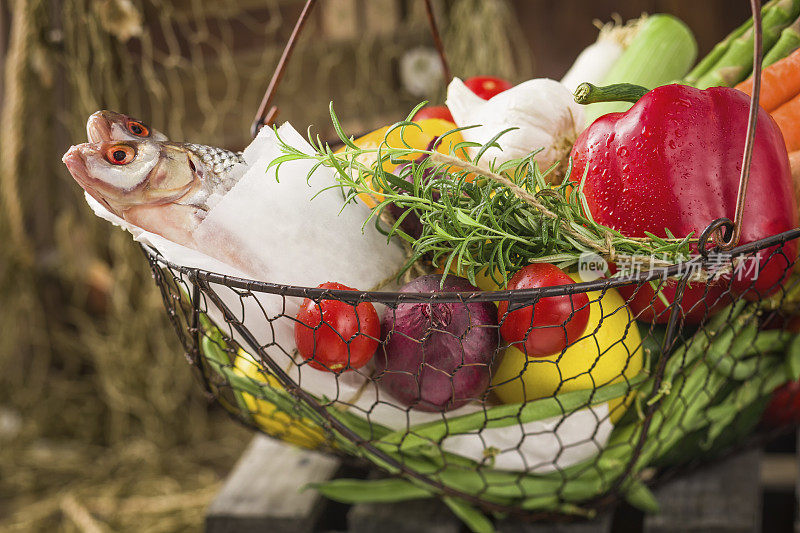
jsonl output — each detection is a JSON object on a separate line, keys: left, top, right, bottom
{"left": 772, "top": 93, "right": 800, "bottom": 151}
{"left": 736, "top": 47, "right": 800, "bottom": 111}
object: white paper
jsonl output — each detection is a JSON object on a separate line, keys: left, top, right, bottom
{"left": 441, "top": 404, "right": 612, "bottom": 473}
{"left": 84, "top": 122, "right": 609, "bottom": 473}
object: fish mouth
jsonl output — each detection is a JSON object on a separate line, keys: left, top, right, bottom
{"left": 62, "top": 145, "right": 90, "bottom": 185}
{"left": 62, "top": 145, "right": 114, "bottom": 211}
{"left": 86, "top": 111, "right": 112, "bottom": 143}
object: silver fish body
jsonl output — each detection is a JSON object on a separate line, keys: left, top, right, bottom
{"left": 63, "top": 139, "right": 247, "bottom": 246}
{"left": 87, "top": 110, "right": 245, "bottom": 164}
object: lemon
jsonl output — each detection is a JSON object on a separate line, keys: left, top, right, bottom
{"left": 232, "top": 351, "right": 327, "bottom": 449}
{"left": 473, "top": 266, "right": 507, "bottom": 293}
{"left": 337, "top": 118, "right": 466, "bottom": 208}
{"left": 491, "top": 274, "right": 642, "bottom": 423}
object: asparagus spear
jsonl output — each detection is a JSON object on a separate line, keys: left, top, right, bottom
{"left": 695, "top": 0, "right": 800, "bottom": 88}
{"left": 764, "top": 15, "right": 800, "bottom": 66}
{"left": 684, "top": 0, "right": 783, "bottom": 85}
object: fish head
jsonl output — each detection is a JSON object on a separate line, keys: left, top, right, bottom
{"left": 63, "top": 140, "right": 205, "bottom": 216}
{"left": 86, "top": 110, "right": 169, "bottom": 143}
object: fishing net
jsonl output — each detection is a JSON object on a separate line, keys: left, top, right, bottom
{"left": 0, "top": 0, "right": 530, "bottom": 529}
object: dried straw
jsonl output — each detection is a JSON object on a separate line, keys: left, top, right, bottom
{"left": 0, "top": 1, "right": 528, "bottom": 530}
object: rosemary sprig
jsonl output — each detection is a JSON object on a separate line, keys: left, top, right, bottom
{"left": 269, "top": 105, "right": 696, "bottom": 288}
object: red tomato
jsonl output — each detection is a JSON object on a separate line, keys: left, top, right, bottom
{"left": 762, "top": 380, "right": 800, "bottom": 428}
{"left": 412, "top": 105, "right": 454, "bottom": 122}
{"left": 294, "top": 282, "right": 380, "bottom": 372}
{"left": 464, "top": 76, "right": 513, "bottom": 100}
{"left": 498, "top": 264, "right": 591, "bottom": 356}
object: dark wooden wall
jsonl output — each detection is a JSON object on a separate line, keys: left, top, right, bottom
{"left": 512, "top": 0, "right": 753, "bottom": 79}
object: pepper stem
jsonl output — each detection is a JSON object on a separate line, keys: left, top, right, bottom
{"left": 573, "top": 83, "right": 650, "bottom": 105}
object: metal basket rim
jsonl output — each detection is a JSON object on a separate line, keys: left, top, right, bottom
{"left": 142, "top": 226, "right": 800, "bottom": 303}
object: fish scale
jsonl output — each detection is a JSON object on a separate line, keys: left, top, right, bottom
{"left": 183, "top": 143, "right": 245, "bottom": 175}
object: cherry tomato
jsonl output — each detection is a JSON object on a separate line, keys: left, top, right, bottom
{"left": 412, "top": 105, "right": 454, "bottom": 122}
{"left": 464, "top": 76, "right": 513, "bottom": 100}
{"left": 295, "top": 282, "right": 380, "bottom": 372}
{"left": 498, "top": 264, "right": 590, "bottom": 356}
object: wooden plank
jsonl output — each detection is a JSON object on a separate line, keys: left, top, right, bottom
{"left": 349, "top": 491, "right": 610, "bottom": 533}
{"left": 644, "top": 449, "right": 762, "bottom": 533}
{"left": 762, "top": 453, "right": 797, "bottom": 490}
{"left": 496, "top": 513, "right": 611, "bottom": 533}
{"left": 205, "top": 435, "right": 341, "bottom": 533}
{"left": 348, "top": 497, "right": 461, "bottom": 533}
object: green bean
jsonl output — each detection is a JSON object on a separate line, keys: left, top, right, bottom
{"left": 711, "top": 354, "right": 777, "bottom": 381}
{"left": 703, "top": 360, "right": 784, "bottom": 444}
{"left": 519, "top": 494, "right": 561, "bottom": 511}
{"left": 727, "top": 319, "right": 759, "bottom": 360}
{"left": 442, "top": 497, "right": 495, "bottom": 533}
{"left": 378, "top": 376, "right": 645, "bottom": 452}
{"left": 308, "top": 478, "right": 433, "bottom": 503}
{"left": 786, "top": 333, "right": 800, "bottom": 381}
{"left": 623, "top": 479, "right": 661, "bottom": 513}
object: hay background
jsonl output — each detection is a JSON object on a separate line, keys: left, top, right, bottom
{"left": 0, "top": 1, "right": 532, "bottom": 530}
{"left": 0, "top": 0, "right": 749, "bottom": 531}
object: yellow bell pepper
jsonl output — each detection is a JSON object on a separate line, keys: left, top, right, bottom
{"left": 492, "top": 273, "right": 643, "bottom": 424}
{"left": 337, "top": 118, "right": 466, "bottom": 208}
{"left": 232, "top": 350, "right": 328, "bottom": 449}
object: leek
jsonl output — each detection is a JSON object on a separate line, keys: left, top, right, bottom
{"left": 583, "top": 14, "right": 697, "bottom": 126}
{"left": 560, "top": 16, "right": 647, "bottom": 93}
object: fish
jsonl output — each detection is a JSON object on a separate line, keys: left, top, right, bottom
{"left": 87, "top": 110, "right": 169, "bottom": 143}
{"left": 63, "top": 139, "right": 246, "bottom": 246}
{"left": 87, "top": 110, "right": 245, "bottom": 164}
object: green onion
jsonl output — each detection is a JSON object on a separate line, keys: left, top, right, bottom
{"left": 583, "top": 14, "right": 697, "bottom": 126}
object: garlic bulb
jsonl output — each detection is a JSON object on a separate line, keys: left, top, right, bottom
{"left": 445, "top": 77, "right": 584, "bottom": 177}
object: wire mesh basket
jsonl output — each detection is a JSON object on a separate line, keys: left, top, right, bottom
{"left": 143, "top": 227, "right": 800, "bottom": 519}
{"left": 137, "top": 0, "right": 800, "bottom": 523}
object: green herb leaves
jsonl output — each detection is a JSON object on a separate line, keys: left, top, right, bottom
{"left": 271, "top": 105, "right": 695, "bottom": 288}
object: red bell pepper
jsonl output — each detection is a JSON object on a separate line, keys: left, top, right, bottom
{"left": 570, "top": 84, "right": 798, "bottom": 323}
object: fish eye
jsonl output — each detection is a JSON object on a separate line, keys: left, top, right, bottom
{"left": 105, "top": 144, "right": 136, "bottom": 165}
{"left": 127, "top": 120, "right": 149, "bottom": 137}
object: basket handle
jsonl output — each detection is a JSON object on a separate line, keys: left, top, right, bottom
{"left": 253, "top": 0, "right": 765, "bottom": 253}
{"left": 703, "top": 0, "right": 764, "bottom": 252}
{"left": 250, "top": 0, "right": 451, "bottom": 138}
{"left": 251, "top": 0, "right": 318, "bottom": 138}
